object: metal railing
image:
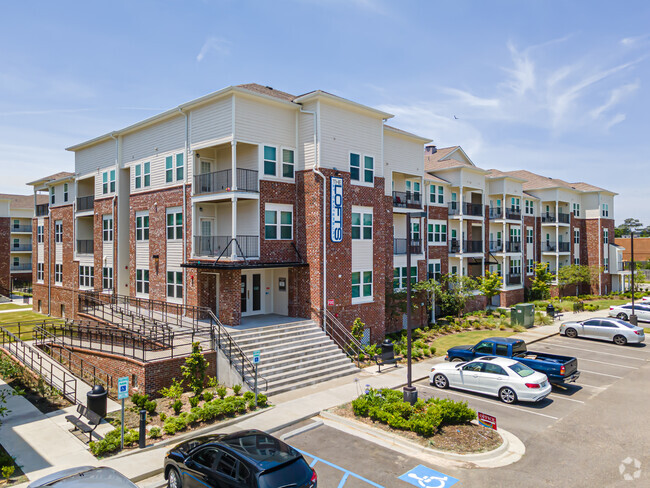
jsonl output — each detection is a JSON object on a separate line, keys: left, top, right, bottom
{"left": 506, "top": 274, "right": 522, "bottom": 285}
{"left": 449, "top": 202, "right": 483, "bottom": 216}
{"left": 489, "top": 240, "right": 503, "bottom": 252}
{"left": 10, "top": 264, "right": 32, "bottom": 271}
{"left": 194, "top": 235, "right": 259, "bottom": 258}
{"left": 558, "top": 242, "right": 570, "bottom": 252}
{"left": 505, "top": 241, "right": 521, "bottom": 252}
{"left": 76, "top": 195, "right": 94, "bottom": 212}
{"left": 76, "top": 239, "right": 94, "bottom": 254}
{"left": 11, "top": 224, "right": 32, "bottom": 232}
{"left": 11, "top": 244, "right": 32, "bottom": 251}
{"left": 488, "top": 207, "right": 502, "bottom": 219}
{"left": 558, "top": 212, "right": 570, "bottom": 224}
{"left": 465, "top": 240, "right": 483, "bottom": 253}
{"left": 193, "top": 168, "right": 259, "bottom": 195}
{"left": 393, "top": 238, "right": 422, "bottom": 255}
{"left": 392, "top": 191, "right": 422, "bottom": 209}
{"left": 0, "top": 323, "right": 77, "bottom": 404}
{"left": 320, "top": 309, "right": 363, "bottom": 367}
{"left": 505, "top": 208, "right": 521, "bottom": 220}
{"left": 542, "top": 242, "right": 570, "bottom": 252}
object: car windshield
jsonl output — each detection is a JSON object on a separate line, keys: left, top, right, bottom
{"left": 511, "top": 341, "right": 527, "bottom": 357}
{"left": 258, "top": 457, "right": 312, "bottom": 488}
{"left": 509, "top": 362, "right": 536, "bottom": 377}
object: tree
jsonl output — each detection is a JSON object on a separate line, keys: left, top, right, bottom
{"left": 413, "top": 273, "right": 478, "bottom": 318}
{"left": 181, "top": 342, "right": 209, "bottom": 396}
{"left": 557, "top": 265, "right": 590, "bottom": 296}
{"left": 477, "top": 271, "right": 502, "bottom": 306}
{"left": 531, "top": 262, "right": 554, "bottom": 300}
{"left": 616, "top": 218, "right": 644, "bottom": 237}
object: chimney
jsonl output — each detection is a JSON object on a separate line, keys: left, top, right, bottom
{"left": 425, "top": 145, "right": 437, "bottom": 154}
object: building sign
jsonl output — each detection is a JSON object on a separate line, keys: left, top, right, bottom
{"left": 327, "top": 299, "right": 335, "bottom": 306}
{"left": 330, "top": 176, "right": 343, "bottom": 243}
{"left": 478, "top": 412, "right": 497, "bottom": 430}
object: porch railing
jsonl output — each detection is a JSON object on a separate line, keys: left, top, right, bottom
{"left": 193, "top": 168, "right": 259, "bottom": 195}
{"left": 76, "top": 195, "right": 95, "bottom": 212}
{"left": 194, "top": 235, "right": 259, "bottom": 258}
{"left": 320, "top": 309, "right": 363, "bottom": 367}
{"left": 392, "top": 191, "right": 422, "bottom": 209}
{"left": 11, "top": 224, "right": 32, "bottom": 232}
{"left": 36, "top": 203, "right": 49, "bottom": 217}
{"left": 393, "top": 238, "right": 422, "bottom": 255}
{"left": 76, "top": 239, "right": 94, "bottom": 254}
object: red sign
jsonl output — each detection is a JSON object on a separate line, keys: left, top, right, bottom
{"left": 327, "top": 299, "right": 335, "bottom": 306}
{"left": 478, "top": 412, "right": 497, "bottom": 430}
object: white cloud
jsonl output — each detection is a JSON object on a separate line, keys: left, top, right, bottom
{"left": 604, "top": 113, "right": 626, "bottom": 131}
{"left": 621, "top": 34, "right": 650, "bottom": 46}
{"left": 501, "top": 41, "right": 535, "bottom": 96}
{"left": 439, "top": 87, "right": 500, "bottom": 108}
{"left": 196, "top": 37, "right": 231, "bottom": 62}
{"left": 590, "top": 81, "right": 639, "bottom": 119}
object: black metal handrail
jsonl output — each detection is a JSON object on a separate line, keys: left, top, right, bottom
{"left": 505, "top": 241, "right": 521, "bottom": 252}
{"left": 542, "top": 242, "right": 557, "bottom": 252}
{"left": 558, "top": 242, "right": 571, "bottom": 252}
{"left": 320, "top": 309, "right": 363, "bottom": 367}
{"left": 393, "top": 238, "right": 422, "bottom": 255}
{"left": 11, "top": 244, "right": 32, "bottom": 251}
{"left": 194, "top": 235, "right": 259, "bottom": 258}
{"left": 236, "top": 168, "right": 259, "bottom": 192}
{"left": 10, "top": 264, "right": 32, "bottom": 271}
{"left": 505, "top": 208, "right": 521, "bottom": 220}
{"left": 36, "top": 203, "right": 49, "bottom": 217}
{"left": 392, "top": 191, "right": 422, "bottom": 209}
{"left": 11, "top": 224, "right": 32, "bottom": 232}
{"left": 558, "top": 212, "right": 570, "bottom": 224}
{"left": 76, "top": 195, "right": 95, "bottom": 212}
{"left": 194, "top": 168, "right": 259, "bottom": 195}
{"left": 488, "top": 207, "right": 502, "bottom": 219}
{"left": 448, "top": 202, "right": 483, "bottom": 216}
{"left": 77, "top": 240, "right": 94, "bottom": 254}
{"left": 489, "top": 240, "right": 503, "bottom": 252}
{"left": 464, "top": 240, "right": 483, "bottom": 252}
{"left": 507, "top": 274, "right": 522, "bottom": 285}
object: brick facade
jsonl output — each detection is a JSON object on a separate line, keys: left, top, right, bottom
{"left": 0, "top": 218, "right": 9, "bottom": 292}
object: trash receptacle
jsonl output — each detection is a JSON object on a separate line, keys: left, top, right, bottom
{"left": 381, "top": 339, "right": 394, "bottom": 360}
{"left": 87, "top": 385, "right": 107, "bottom": 419}
{"left": 546, "top": 303, "right": 555, "bottom": 319}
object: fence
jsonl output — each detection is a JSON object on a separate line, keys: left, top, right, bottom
{"left": 320, "top": 310, "right": 363, "bottom": 367}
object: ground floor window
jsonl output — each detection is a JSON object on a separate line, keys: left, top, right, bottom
{"left": 526, "top": 259, "right": 534, "bottom": 275}
{"left": 393, "top": 266, "right": 417, "bottom": 290}
{"left": 80, "top": 266, "right": 94, "bottom": 288}
{"left": 37, "top": 263, "right": 44, "bottom": 282}
{"left": 136, "top": 269, "right": 149, "bottom": 294}
{"left": 103, "top": 267, "right": 113, "bottom": 291}
{"left": 427, "top": 261, "right": 441, "bottom": 281}
{"left": 352, "top": 270, "right": 373, "bottom": 301}
{"left": 54, "top": 264, "right": 63, "bottom": 284}
{"left": 167, "top": 271, "right": 183, "bottom": 299}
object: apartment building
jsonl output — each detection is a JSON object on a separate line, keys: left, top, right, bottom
{"left": 0, "top": 193, "right": 46, "bottom": 294}
{"left": 30, "top": 83, "right": 620, "bottom": 341}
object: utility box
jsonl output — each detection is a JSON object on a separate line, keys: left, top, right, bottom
{"left": 511, "top": 303, "right": 535, "bottom": 328}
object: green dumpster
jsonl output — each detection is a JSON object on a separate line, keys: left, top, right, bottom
{"left": 511, "top": 303, "right": 535, "bottom": 328}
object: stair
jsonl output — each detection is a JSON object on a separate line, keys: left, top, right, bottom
{"left": 228, "top": 320, "right": 358, "bottom": 396}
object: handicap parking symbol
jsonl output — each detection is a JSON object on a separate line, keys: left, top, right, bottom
{"left": 399, "top": 465, "right": 459, "bottom": 488}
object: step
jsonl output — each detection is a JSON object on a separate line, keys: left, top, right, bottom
{"left": 228, "top": 324, "right": 322, "bottom": 344}
{"left": 234, "top": 348, "right": 352, "bottom": 376}
{"left": 237, "top": 338, "right": 336, "bottom": 359}
{"left": 227, "top": 321, "right": 318, "bottom": 340}
{"left": 238, "top": 344, "right": 345, "bottom": 368}
{"left": 262, "top": 365, "right": 359, "bottom": 397}
{"left": 260, "top": 361, "right": 357, "bottom": 391}
{"left": 235, "top": 330, "right": 326, "bottom": 350}
{"left": 256, "top": 356, "right": 354, "bottom": 383}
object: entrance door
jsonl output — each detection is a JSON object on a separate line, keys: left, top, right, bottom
{"left": 241, "top": 272, "right": 263, "bottom": 316}
{"left": 241, "top": 276, "right": 247, "bottom": 313}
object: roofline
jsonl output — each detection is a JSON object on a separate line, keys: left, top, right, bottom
{"left": 293, "top": 90, "right": 394, "bottom": 119}
{"left": 430, "top": 164, "right": 489, "bottom": 175}
{"left": 384, "top": 125, "right": 432, "bottom": 143}
{"left": 485, "top": 174, "right": 528, "bottom": 184}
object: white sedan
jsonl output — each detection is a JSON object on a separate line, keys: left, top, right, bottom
{"left": 429, "top": 356, "right": 552, "bottom": 404}
{"left": 608, "top": 303, "right": 650, "bottom": 322}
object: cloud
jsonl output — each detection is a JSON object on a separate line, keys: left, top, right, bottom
{"left": 501, "top": 41, "right": 535, "bottom": 96}
{"left": 196, "top": 37, "right": 231, "bottom": 62}
{"left": 604, "top": 113, "right": 626, "bottom": 131}
{"left": 621, "top": 34, "right": 650, "bottom": 46}
{"left": 439, "top": 87, "right": 500, "bottom": 108}
{"left": 589, "top": 81, "right": 639, "bottom": 119}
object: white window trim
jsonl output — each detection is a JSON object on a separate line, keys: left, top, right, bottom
{"left": 135, "top": 212, "right": 150, "bottom": 241}
{"left": 54, "top": 263, "right": 63, "bottom": 285}
{"left": 261, "top": 144, "right": 279, "bottom": 179}
{"left": 428, "top": 259, "right": 442, "bottom": 281}
{"left": 428, "top": 220, "right": 447, "bottom": 245}
{"left": 352, "top": 270, "right": 374, "bottom": 304}
{"left": 135, "top": 268, "right": 150, "bottom": 296}
{"left": 103, "top": 215, "right": 113, "bottom": 242}
{"left": 37, "top": 262, "right": 44, "bottom": 283}
{"left": 264, "top": 203, "right": 293, "bottom": 241}
{"left": 351, "top": 206, "right": 373, "bottom": 241}
{"left": 167, "top": 270, "right": 183, "bottom": 303}
{"left": 526, "top": 258, "right": 534, "bottom": 275}
{"left": 79, "top": 265, "right": 94, "bottom": 289}
{"left": 166, "top": 207, "right": 183, "bottom": 241}
{"left": 103, "top": 266, "right": 113, "bottom": 291}
{"left": 349, "top": 152, "right": 375, "bottom": 187}
{"left": 393, "top": 266, "right": 418, "bottom": 291}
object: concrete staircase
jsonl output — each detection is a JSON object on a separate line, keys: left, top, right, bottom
{"left": 228, "top": 320, "right": 358, "bottom": 397}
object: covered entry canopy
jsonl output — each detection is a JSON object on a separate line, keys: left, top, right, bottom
{"left": 182, "top": 261, "right": 308, "bottom": 269}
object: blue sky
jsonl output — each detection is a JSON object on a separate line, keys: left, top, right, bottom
{"left": 1, "top": 0, "right": 648, "bottom": 224}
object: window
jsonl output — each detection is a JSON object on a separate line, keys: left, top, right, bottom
{"left": 263, "top": 146, "right": 277, "bottom": 176}
{"left": 167, "top": 209, "right": 183, "bottom": 240}
{"left": 511, "top": 197, "right": 520, "bottom": 212}
{"left": 526, "top": 228, "right": 533, "bottom": 244}
{"left": 428, "top": 260, "right": 441, "bottom": 281}
{"left": 510, "top": 227, "right": 521, "bottom": 242}
{"left": 525, "top": 200, "right": 534, "bottom": 215}
{"left": 428, "top": 222, "right": 447, "bottom": 243}
{"left": 363, "top": 156, "right": 374, "bottom": 183}
{"left": 429, "top": 184, "right": 445, "bottom": 204}
{"left": 509, "top": 259, "right": 521, "bottom": 275}
{"left": 37, "top": 263, "right": 44, "bottom": 282}
{"left": 103, "top": 215, "right": 113, "bottom": 242}
{"left": 574, "top": 229, "right": 580, "bottom": 244}
{"left": 393, "top": 266, "right": 417, "bottom": 290}
{"left": 136, "top": 269, "right": 149, "bottom": 294}
{"left": 437, "top": 185, "right": 444, "bottom": 204}
{"left": 604, "top": 258, "right": 609, "bottom": 271}
{"left": 573, "top": 203, "right": 580, "bottom": 217}
{"left": 167, "top": 271, "right": 183, "bottom": 299}
{"left": 103, "top": 267, "right": 113, "bottom": 290}
{"left": 351, "top": 211, "right": 372, "bottom": 240}
{"left": 602, "top": 203, "right": 609, "bottom": 217}
{"left": 54, "top": 221, "right": 63, "bottom": 243}
{"left": 282, "top": 149, "right": 294, "bottom": 178}
{"left": 13, "top": 257, "right": 19, "bottom": 267}
{"left": 135, "top": 164, "right": 142, "bottom": 189}
{"left": 350, "top": 153, "right": 373, "bottom": 183}
{"left": 54, "top": 264, "right": 63, "bottom": 284}
{"left": 50, "top": 187, "right": 55, "bottom": 205}
{"left": 264, "top": 206, "right": 293, "bottom": 240}
{"left": 352, "top": 270, "right": 373, "bottom": 300}
{"left": 63, "top": 183, "right": 69, "bottom": 202}
{"left": 474, "top": 342, "right": 493, "bottom": 355}
{"left": 135, "top": 163, "right": 150, "bottom": 188}
{"left": 350, "top": 153, "right": 360, "bottom": 181}
{"left": 103, "top": 170, "right": 116, "bottom": 194}
{"left": 216, "top": 452, "right": 238, "bottom": 479}
{"left": 13, "top": 219, "right": 19, "bottom": 229}
{"left": 13, "top": 238, "right": 19, "bottom": 249}
{"left": 411, "top": 221, "right": 420, "bottom": 242}
{"left": 603, "top": 228, "right": 609, "bottom": 244}
{"left": 527, "top": 259, "right": 534, "bottom": 274}
{"left": 79, "top": 266, "right": 94, "bottom": 288}
{"left": 167, "top": 154, "right": 184, "bottom": 182}
{"left": 143, "top": 162, "right": 150, "bottom": 187}
{"left": 136, "top": 214, "right": 149, "bottom": 241}
{"left": 176, "top": 153, "right": 184, "bottom": 181}
{"left": 483, "top": 363, "right": 507, "bottom": 375}
{"left": 574, "top": 258, "right": 580, "bottom": 265}
{"left": 37, "top": 225, "right": 44, "bottom": 243}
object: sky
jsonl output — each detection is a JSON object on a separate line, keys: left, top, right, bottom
{"left": 1, "top": 0, "right": 648, "bottom": 225}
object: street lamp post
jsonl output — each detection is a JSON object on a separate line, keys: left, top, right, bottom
{"left": 630, "top": 231, "right": 637, "bottom": 326}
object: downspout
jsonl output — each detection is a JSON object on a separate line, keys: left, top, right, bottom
{"left": 597, "top": 193, "right": 602, "bottom": 295}
{"left": 178, "top": 108, "right": 189, "bottom": 306}
{"left": 299, "top": 104, "right": 325, "bottom": 322}
{"left": 110, "top": 134, "right": 118, "bottom": 295}
{"left": 47, "top": 191, "right": 51, "bottom": 315}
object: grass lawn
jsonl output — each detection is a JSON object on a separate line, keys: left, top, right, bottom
{"left": 0, "top": 303, "right": 32, "bottom": 311}
{"left": 430, "top": 330, "right": 516, "bottom": 356}
{"left": 583, "top": 298, "right": 630, "bottom": 310}
{"left": 0, "top": 310, "right": 62, "bottom": 339}
{"left": 532, "top": 298, "right": 631, "bottom": 312}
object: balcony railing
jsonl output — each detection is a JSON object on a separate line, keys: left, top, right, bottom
{"left": 505, "top": 241, "right": 522, "bottom": 253}
{"left": 489, "top": 240, "right": 503, "bottom": 252}
{"left": 11, "top": 244, "right": 32, "bottom": 252}
{"left": 11, "top": 264, "right": 32, "bottom": 271}
{"left": 489, "top": 207, "right": 502, "bottom": 219}
{"left": 77, "top": 195, "right": 95, "bottom": 212}
{"left": 392, "top": 191, "right": 422, "bottom": 209}
{"left": 194, "top": 235, "right": 259, "bottom": 258}
{"left": 505, "top": 208, "right": 521, "bottom": 220}
{"left": 193, "top": 168, "right": 259, "bottom": 195}
{"left": 448, "top": 202, "right": 483, "bottom": 217}
{"left": 542, "top": 212, "right": 570, "bottom": 224}
{"left": 558, "top": 212, "right": 570, "bottom": 224}
{"left": 506, "top": 273, "right": 521, "bottom": 285}
{"left": 558, "top": 242, "right": 570, "bottom": 252}
{"left": 77, "top": 240, "right": 94, "bottom": 254}
{"left": 393, "top": 238, "right": 422, "bottom": 255}
{"left": 542, "top": 242, "right": 570, "bottom": 253}
{"left": 449, "top": 239, "right": 483, "bottom": 253}
{"left": 11, "top": 224, "right": 32, "bottom": 233}
{"left": 36, "top": 203, "right": 49, "bottom": 217}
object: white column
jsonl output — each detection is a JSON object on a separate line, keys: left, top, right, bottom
{"left": 231, "top": 196, "right": 238, "bottom": 259}
{"left": 191, "top": 204, "right": 196, "bottom": 258}
{"left": 231, "top": 140, "right": 237, "bottom": 191}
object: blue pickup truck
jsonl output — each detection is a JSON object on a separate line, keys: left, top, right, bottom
{"left": 445, "top": 337, "right": 580, "bottom": 384}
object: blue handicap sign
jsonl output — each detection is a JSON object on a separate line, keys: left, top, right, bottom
{"left": 117, "top": 376, "right": 129, "bottom": 400}
{"left": 399, "top": 465, "right": 459, "bottom": 488}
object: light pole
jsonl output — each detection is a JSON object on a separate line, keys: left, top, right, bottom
{"left": 630, "top": 231, "right": 637, "bottom": 325}
{"left": 403, "top": 211, "right": 427, "bottom": 405}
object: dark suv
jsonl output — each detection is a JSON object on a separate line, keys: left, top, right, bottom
{"left": 164, "top": 430, "right": 317, "bottom": 488}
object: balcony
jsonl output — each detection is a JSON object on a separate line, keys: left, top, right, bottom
{"left": 393, "top": 238, "right": 422, "bottom": 255}
{"left": 194, "top": 168, "right": 259, "bottom": 196}
{"left": 558, "top": 212, "right": 570, "bottom": 224}
{"left": 449, "top": 240, "right": 483, "bottom": 253}
{"left": 542, "top": 242, "right": 570, "bottom": 253}
{"left": 489, "top": 240, "right": 503, "bottom": 252}
{"left": 542, "top": 212, "right": 570, "bottom": 224}
{"left": 11, "top": 244, "right": 32, "bottom": 252}
{"left": 36, "top": 203, "right": 49, "bottom": 217}
{"left": 77, "top": 195, "right": 95, "bottom": 212}
{"left": 11, "top": 224, "right": 32, "bottom": 233}
{"left": 558, "top": 242, "right": 570, "bottom": 252}
{"left": 392, "top": 191, "right": 422, "bottom": 209}
{"left": 505, "top": 208, "right": 521, "bottom": 220}
{"left": 11, "top": 264, "right": 32, "bottom": 272}
{"left": 449, "top": 202, "right": 483, "bottom": 217}
{"left": 77, "top": 240, "right": 94, "bottom": 254}
{"left": 194, "top": 235, "right": 259, "bottom": 258}
{"left": 506, "top": 273, "right": 522, "bottom": 285}
{"left": 505, "top": 241, "right": 522, "bottom": 253}
{"left": 489, "top": 207, "right": 502, "bottom": 219}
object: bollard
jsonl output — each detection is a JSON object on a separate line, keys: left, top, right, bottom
{"left": 139, "top": 409, "right": 146, "bottom": 449}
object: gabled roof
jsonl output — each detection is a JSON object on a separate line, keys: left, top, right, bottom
{"left": 485, "top": 168, "right": 527, "bottom": 183}
{"left": 0, "top": 193, "right": 48, "bottom": 208}
{"left": 236, "top": 83, "right": 296, "bottom": 102}
{"left": 424, "top": 174, "right": 450, "bottom": 184}
{"left": 424, "top": 145, "right": 479, "bottom": 171}
{"left": 293, "top": 89, "right": 394, "bottom": 119}
{"left": 523, "top": 191, "right": 539, "bottom": 200}
{"left": 27, "top": 171, "right": 75, "bottom": 186}
{"left": 384, "top": 125, "right": 432, "bottom": 143}
{"left": 570, "top": 182, "right": 611, "bottom": 193}
{"left": 504, "top": 170, "right": 616, "bottom": 194}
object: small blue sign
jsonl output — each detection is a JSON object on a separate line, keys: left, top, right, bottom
{"left": 330, "top": 176, "right": 343, "bottom": 243}
{"left": 253, "top": 350, "right": 261, "bottom": 364}
{"left": 117, "top": 376, "right": 129, "bottom": 400}
{"left": 399, "top": 465, "right": 459, "bottom": 488}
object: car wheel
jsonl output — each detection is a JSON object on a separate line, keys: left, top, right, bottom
{"left": 450, "top": 357, "right": 464, "bottom": 362}
{"left": 613, "top": 335, "right": 628, "bottom": 346}
{"left": 168, "top": 468, "right": 182, "bottom": 488}
{"left": 617, "top": 313, "right": 628, "bottom": 321}
{"left": 499, "top": 387, "right": 517, "bottom": 404}
{"left": 433, "top": 373, "right": 449, "bottom": 389}
{"left": 565, "top": 328, "right": 578, "bottom": 338}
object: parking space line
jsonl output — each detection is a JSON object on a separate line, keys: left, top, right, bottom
{"left": 418, "top": 384, "right": 559, "bottom": 420}
{"left": 297, "top": 449, "right": 384, "bottom": 488}
{"left": 579, "top": 369, "right": 623, "bottom": 378}
{"left": 540, "top": 341, "right": 649, "bottom": 360}
{"left": 577, "top": 358, "right": 638, "bottom": 369}
{"left": 548, "top": 394, "right": 584, "bottom": 404}
{"left": 574, "top": 382, "right": 606, "bottom": 389}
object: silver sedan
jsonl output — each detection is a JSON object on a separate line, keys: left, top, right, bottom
{"left": 560, "top": 317, "right": 645, "bottom": 345}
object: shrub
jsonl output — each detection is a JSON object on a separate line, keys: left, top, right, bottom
{"left": 243, "top": 391, "right": 254, "bottom": 401}
{"left": 207, "top": 376, "right": 219, "bottom": 389}
{"left": 144, "top": 400, "right": 157, "bottom": 415}
{"left": 159, "top": 378, "right": 183, "bottom": 400}
{"left": 431, "top": 398, "right": 476, "bottom": 425}
{"left": 172, "top": 399, "right": 183, "bottom": 415}
{"left": 257, "top": 394, "right": 268, "bottom": 408}
{"left": 203, "top": 391, "right": 214, "bottom": 402}
{"left": 182, "top": 342, "right": 209, "bottom": 396}
{"left": 512, "top": 325, "right": 525, "bottom": 333}
{"left": 131, "top": 392, "right": 149, "bottom": 409}
{"left": 1, "top": 465, "right": 15, "bottom": 480}
{"left": 159, "top": 412, "right": 167, "bottom": 422}
{"left": 90, "top": 428, "right": 121, "bottom": 456}
{"left": 232, "top": 384, "right": 242, "bottom": 396}
{"left": 124, "top": 429, "right": 139, "bottom": 445}
{"left": 216, "top": 386, "right": 227, "bottom": 399}
{"left": 148, "top": 426, "right": 162, "bottom": 439}
{"left": 409, "top": 409, "right": 442, "bottom": 436}
{"left": 189, "top": 396, "right": 200, "bottom": 408}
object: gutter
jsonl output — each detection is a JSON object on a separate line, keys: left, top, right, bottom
{"left": 178, "top": 108, "right": 189, "bottom": 306}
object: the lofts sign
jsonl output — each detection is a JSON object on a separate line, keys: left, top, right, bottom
{"left": 330, "top": 176, "right": 343, "bottom": 243}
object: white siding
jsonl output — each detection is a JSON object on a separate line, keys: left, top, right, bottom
{"left": 216, "top": 202, "right": 232, "bottom": 236}
{"left": 384, "top": 131, "right": 423, "bottom": 196}
{"left": 95, "top": 165, "right": 117, "bottom": 197}
{"left": 166, "top": 206, "right": 183, "bottom": 269}
{"left": 234, "top": 95, "right": 296, "bottom": 148}
{"left": 190, "top": 97, "right": 232, "bottom": 149}
{"left": 75, "top": 139, "right": 115, "bottom": 177}
{"left": 351, "top": 205, "right": 373, "bottom": 272}
{"left": 122, "top": 116, "right": 185, "bottom": 164}
{"left": 237, "top": 200, "right": 258, "bottom": 236}
{"left": 298, "top": 102, "right": 317, "bottom": 171}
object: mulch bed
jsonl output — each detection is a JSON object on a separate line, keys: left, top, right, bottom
{"left": 3, "top": 376, "right": 72, "bottom": 414}
{"left": 331, "top": 403, "right": 502, "bottom": 454}
{"left": 0, "top": 443, "right": 28, "bottom": 486}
